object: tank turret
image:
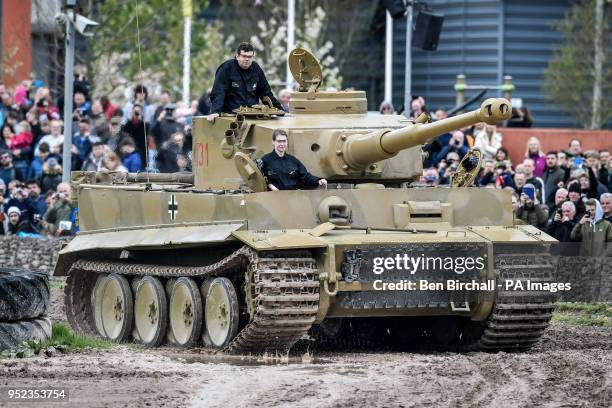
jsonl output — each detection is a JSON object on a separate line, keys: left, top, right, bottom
{"left": 191, "top": 48, "right": 510, "bottom": 189}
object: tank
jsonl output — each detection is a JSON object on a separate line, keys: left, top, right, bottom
{"left": 56, "top": 48, "right": 557, "bottom": 353}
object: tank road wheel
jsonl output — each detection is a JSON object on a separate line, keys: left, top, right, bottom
{"left": 100, "top": 273, "right": 133, "bottom": 342}
{"left": 134, "top": 276, "right": 168, "bottom": 347}
{"left": 169, "top": 278, "right": 203, "bottom": 347}
{"left": 91, "top": 274, "right": 109, "bottom": 338}
{"left": 202, "top": 277, "right": 240, "bottom": 349}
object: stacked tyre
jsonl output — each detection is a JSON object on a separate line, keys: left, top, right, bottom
{"left": 0, "top": 267, "right": 52, "bottom": 351}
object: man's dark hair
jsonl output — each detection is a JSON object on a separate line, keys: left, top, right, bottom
{"left": 161, "top": 89, "right": 172, "bottom": 97}
{"left": 79, "top": 117, "right": 91, "bottom": 125}
{"left": 272, "top": 129, "right": 288, "bottom": 141}
{"left": 599, "top": 149, "right": 609, "bottom": 154}
{"left": 236, "top": 42, "right": 255, "bottom": 55}
{"left": 93, "top": 141, "right": 105, "bottom": 148}
{"left": 546, "top": 150, "right": 558, "bottom": 156}
{"left": 38, "top": 142, "right": 50, "bottom": 153}
{"left": 26, "top": 179, "right": 40, "bottom": 188}
{"left": 585, "top": 198, "right": 597, "bottom": 207}
{"left": 134, "top": 84, "right": 148, "bottom": 100}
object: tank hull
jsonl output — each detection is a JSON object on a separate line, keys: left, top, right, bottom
{"left": 58, "top": 185, "right": 556, "bottom": 352}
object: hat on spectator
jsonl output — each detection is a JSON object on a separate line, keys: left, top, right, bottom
{"left": 568, "top": 182, "right": 581, "bottom": 194}
{"left": 47, "top": 157, "right": 59, "bottom": 168}
{"left": 110, "top": 116, "right": 122, "bottom": 125}
{"left": 7, "top": 207, "right": 21, "bottom": 216}
{"left": 584, "top": 150, "right": 600, "bottom": 160}
{"left": 33, "top": 80, "right": 45, "bottom": 88}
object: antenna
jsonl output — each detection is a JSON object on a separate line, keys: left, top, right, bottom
{"left": 134, "top": 0, "right": 151, "bottom": 183}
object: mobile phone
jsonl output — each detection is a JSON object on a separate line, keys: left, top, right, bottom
{"left": 523, "top": 185, "right": 535, "bottom": 200}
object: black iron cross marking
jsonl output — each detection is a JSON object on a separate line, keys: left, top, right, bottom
{"left": 168, "top": 194, "right": 178, "bottom": 220}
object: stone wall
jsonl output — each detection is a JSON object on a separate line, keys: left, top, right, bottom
{"left": 555, "top": 257, "right": 612, "bottom": 303}
{"left": 0, "top": 236, "right": 67, "bottom": 274}
{"left": 0, "top": 237, "right": 609, "bottom": 302}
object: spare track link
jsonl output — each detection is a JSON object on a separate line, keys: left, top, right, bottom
{"left": 64, "top": 247, "right": 319, "bottom": 353}
{"left": 473, "top": 252, "right": 556, "bottom": 351}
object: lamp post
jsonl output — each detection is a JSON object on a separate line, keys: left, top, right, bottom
{"left": 58, "top": 0, "right": 100, "bottom": 183}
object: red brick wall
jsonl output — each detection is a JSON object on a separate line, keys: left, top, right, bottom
{"left": 498, "top": 128, "right": 612, "bottom": 165}
{"left": 1, "top": 0, "right": 32, "bottom": 87}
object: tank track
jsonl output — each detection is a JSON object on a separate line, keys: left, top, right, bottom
{"left": 469, "top": 252, "right": 556, "bottom": 351}
{"left": 64, "top": 247, "right": 319, "bottom": 353}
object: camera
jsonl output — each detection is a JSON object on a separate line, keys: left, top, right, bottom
{"left": 556, "top": 208, "right": 563, "bottom": 216}
{"left": 585, "top": 210, "right": 592, "bottom": 218}
{"left": 134, "top": 110, "right": 141, "bottom": 117}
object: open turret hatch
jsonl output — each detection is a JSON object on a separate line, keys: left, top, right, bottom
{"left": 288, "top": 48, "right": 367, "bottom": 114}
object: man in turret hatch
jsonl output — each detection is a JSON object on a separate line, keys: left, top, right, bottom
{"left": 207, "top": 42, "right": 283, "bottom": 123}
{"left": 260, "top": 129, "right": 327, "bottom": 191}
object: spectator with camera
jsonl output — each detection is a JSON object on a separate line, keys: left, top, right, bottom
{"left": 566, "top": 181, "right": 586, "bottom": 220}
{"left": 601, "top": 193, "right": 612, "bottom": 223}
{"left": 543, "top": 150, "right": 565, "bottom": 207}
{"left": 546, "top": 201, "right": 578, "bottom": 247}
{"left": 122, "top": 84, "right": 156, "bottom": 125}
{"left": 577, "top": 166, "right": 608, "bottom": 200}
{"left": 73, "top": 118, "right": 99, "bottom": 162}
{"left": 547, "top": 188, "right": 568, "bottom": 221}
{"left": 476, "top": 159, "right": 496, "bottom": 187}
{"left": 493, "top": 161, "right": 515, "bottom": 189}
{"left": 515, "top": 183, "right": 548, "bottom": 230}
{"left": 434, "top": 130, "right": 468, "bottom": 165}
{"left": 5, "top": 183, "right": 36, "bottom": 222}
{"left": 570, "top": 198, "right": 612, "bottom": 256}
{"left": 121, "top": 103, "right": 149, "bottom": 164}
{"left": 42, "top": 182, "right": 74, "bottom": 236}
{"left": 585, "top": 150, "right": 610, "bottom": 191}
{"left": 152, "top": 104, "right": 183, "bottom": 145}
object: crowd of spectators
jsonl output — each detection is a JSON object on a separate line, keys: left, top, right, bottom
{"left": 411, "top": 97, "right": 612, "bottom": 256}
{"left": 1, "top": 68, "right": 207, "bottom": 237}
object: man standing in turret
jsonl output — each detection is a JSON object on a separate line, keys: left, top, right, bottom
{"left": 207, "top": 42, "right": 283, "bottom": 122}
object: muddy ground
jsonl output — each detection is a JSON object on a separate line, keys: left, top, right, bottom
{"left": 0, "top": 280, "right": 609, "bottom": 407}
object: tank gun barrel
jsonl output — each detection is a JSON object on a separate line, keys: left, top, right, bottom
{"left": 341, "top": 98, "right": 511, "bottom": 170}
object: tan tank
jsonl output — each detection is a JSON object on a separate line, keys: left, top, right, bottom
{"left": 56, "top": 48, "right": 556, "bottom": 353}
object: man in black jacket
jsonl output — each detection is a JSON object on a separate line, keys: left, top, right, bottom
{"left": 543, "top": 150, "right": 565, "bottom": 206}
{"left": 260, "top": 129, "right": 326, "bottom": 191}
{"left": 546, "top": 201, "right": 578, "bottom": 255}
{"left": 207, "top": 42, "right": 282, "bottom": 122}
